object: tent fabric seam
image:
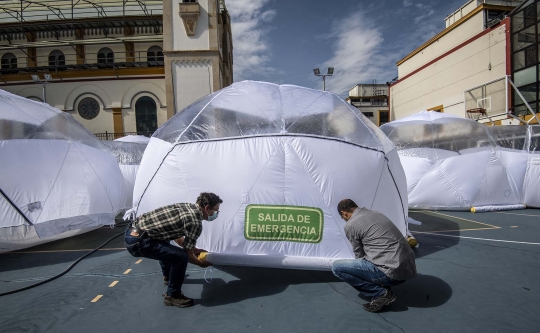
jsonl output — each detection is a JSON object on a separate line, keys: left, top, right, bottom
{"left": 283, "top": 93, "right": 326, "bottom": 132}
{"left": 167, "top": 133, "right": 386, "bottom": 155}
{"left": 173, "top": 87, "right": 229, "bottom": 145}
{"left": 209, "top": 141, "right": 283, "bottom": 250}
{"left": 33, "top": 141, "right": 71, "bottom": 224}
{"left": 73, "top": 143, "right": 116, "bottom": 212}
{"left": 370, "top": 155, "right": 387, "bottom": 210}
{"left": 286, "top": 138, "right": 353, "bottom": 256}
{"left": 384, "top": 157, "right": 408, "bottom": 233}
{"left": 0, "top": 186, "right": 33, "bottom": 226}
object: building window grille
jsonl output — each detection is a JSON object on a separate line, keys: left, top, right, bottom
{"left": 525, "top": 45, "right": 537, "bottom": 67}
{"left": 78, "top": 97, "right": 100, "bottom": 120}
{"left": 48, "top": 50, "right": 65, "bottom": 66}
{"left": 97, "top": 47, "right": 114, "bottom": 64}
{"left": 1, "top": 53, "right": 17, "bottom": 69}
{"left": 524, "top": 4, "right": 535, "bottom": 28}
{"left": 147, "top": 46, "right": 164, "bottom": 62}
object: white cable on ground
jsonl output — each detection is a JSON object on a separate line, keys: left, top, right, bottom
{"left": 406, "top": 216, "right": 422, "bottom": 225}
{"left": 471, "top": 204, "right": 526, "bottom": 213}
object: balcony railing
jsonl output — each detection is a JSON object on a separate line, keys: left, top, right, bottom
{"left": 0, "top": 51, "right": 164, "bottom": 75}
{"left": 94, "top": 131, "right": 154, "bottom": 141}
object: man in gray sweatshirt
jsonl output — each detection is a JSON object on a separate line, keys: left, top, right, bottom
{"left": 332, "top": 199, "right": 417, "bottom": 312}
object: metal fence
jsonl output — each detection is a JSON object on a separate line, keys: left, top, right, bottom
{"left": 94, "top": 131, "right": 154, "bottom": 141}
{"left": 0, "top": 50, "right": 164, "bottom": 75}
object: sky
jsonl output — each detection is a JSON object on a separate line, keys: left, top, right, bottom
{"left": 226, "top": 0, "right": 466, "bottom": 97}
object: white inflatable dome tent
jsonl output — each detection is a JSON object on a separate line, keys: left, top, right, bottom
{"left": 132, "top": 81, "right": 408, "bottom": 270}
{"left": 102, "top": 138, "right": 149, "bottom": 210}
{"left": 0, "top": 89, "right": 125, "bottom": 252}
{"left": 381, "top": 111, "right": 527, "bottom": 211}
{"left": 487, "top": 125, "right": 540, "bottom": 208}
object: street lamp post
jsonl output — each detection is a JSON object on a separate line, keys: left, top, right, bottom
{"left": 313, "top": 67, "right": 334, "bottom": 91}
{"left": 31, "top": 74, "right": 53, "bottom": 103}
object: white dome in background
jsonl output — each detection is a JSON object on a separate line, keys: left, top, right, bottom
{"left": 381, "top": 111, "right": 533, "bottom": 210}
{"left": 0, "top": 89, "right": 125, "bottom": 252}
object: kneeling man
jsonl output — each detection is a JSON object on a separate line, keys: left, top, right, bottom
{"left": 332, "top": 199, "right": 416, "bottom": 312}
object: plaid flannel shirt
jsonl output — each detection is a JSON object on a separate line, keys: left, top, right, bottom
{"left": 134, "top": 203, "right": 203, "bottom": 250}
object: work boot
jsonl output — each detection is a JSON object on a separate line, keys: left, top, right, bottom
{"left": 163, "top": 293, "right": 194, "bottom": 308}
{"left": 163, "top": 276, "right": 169, "bottom": 286}
{"left": 362, "top": 289, "right": 396, "bottom": 313}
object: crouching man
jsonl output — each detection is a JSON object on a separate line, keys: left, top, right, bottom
{"left": 333, "top": 199, "right": 416, "bottom": 313}
{"left": 124, "top": 192, "right": 222, "bottom": 308}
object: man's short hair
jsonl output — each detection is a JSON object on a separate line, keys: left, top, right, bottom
{"left": 337, "top": 199, "right": 358, "bottom": 214}
{"left": 196, "top": 192, "right": 223, "bottom": 208}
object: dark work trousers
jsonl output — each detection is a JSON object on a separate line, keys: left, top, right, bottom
{"left": 124, "top": 227, "right": 189, "bottom": 298}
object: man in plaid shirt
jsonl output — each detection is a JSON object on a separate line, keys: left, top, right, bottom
{"left": 125, "top": 192, "right": 222, "bottom": 308}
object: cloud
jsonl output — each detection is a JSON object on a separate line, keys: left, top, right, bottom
{"left": 226, "top": 0, "right": 276, "bottom": 81}
{"left": 414, "top": 9, "right": 436, "bottom": 24}
{"left": 403, "top": 0, "right": 413, "bottom": 6}
{"left": 318, "top": 10, "right": 396, "bottom": 96}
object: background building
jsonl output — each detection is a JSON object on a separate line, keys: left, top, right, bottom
{"left": 509, "top": 0, "right": 540, "bottom": 124}
{"left": 389, "top": 0, "right": 536, "bottom": 125}
{"left": 0, "top": 0, "right": 233, "bottom": 139}
{"left": 346, "top": 82, "right": 389, "bottom": 126}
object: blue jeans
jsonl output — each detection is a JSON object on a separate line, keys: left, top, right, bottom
{"left": 124, "top": 227, "right": 188, "bottom": 298}
{"left": 332, "top": 259, "right": 403, "bottom": 299}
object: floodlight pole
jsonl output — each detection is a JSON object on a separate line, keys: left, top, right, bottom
{"left": 31, "top": 74, "right": 52, "bottom": 103}
{"left": 313, "top": 67, "right": 334, "bottom": 91}
{"left": 42, "top": 82, "right": 47, "bottom": 103}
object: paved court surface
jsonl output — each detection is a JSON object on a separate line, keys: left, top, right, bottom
{"left": 1, "top": 209, "right": 539, "bottom": 333}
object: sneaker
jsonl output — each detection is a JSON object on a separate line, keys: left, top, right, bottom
{"left": 362, "top": 289, "right": 396, "bottom": 313}
{"left": 163, "top": 276, "right": 169, "bottom": 286}
{"left": 163, "top": 293, "right": 194, "bottom": 308}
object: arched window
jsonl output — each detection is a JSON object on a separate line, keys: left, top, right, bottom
{"left": 48, "top": 50, "right": 65, "bottom": 66}
{"left": 147, "top": 46, "right": 163, "bottom": 62}
{"left": 97, "top": 47, "right": 114, "bottom": 64}
{"left": 1, "top": 53, "right": 17, "bottom": 69}
{"left": 135, "top": 96, "right": 158, "bottom": 133}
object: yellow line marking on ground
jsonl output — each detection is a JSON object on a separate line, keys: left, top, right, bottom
{"left": 123, "top": 269, "right": 132, "bottom": 275}
{"left": 415, "top": 231, "right": 540, "bottom": 245}
{"left": 425, "top": 211, "right": 500, "bottom": 229}
{"left": 135, "top": 259, "right": 143, "bottom": 264}
{"left": 109, "top": 281, "right": 119, "bottom": 287}
{"left": 2, "top": 248, "right": 126, "bottom": 254}
{"left": 91, "top": 295, "right": 103, "bottom": 302}
{"left": 494, "top": 212, "right": 540, "bottom": 218}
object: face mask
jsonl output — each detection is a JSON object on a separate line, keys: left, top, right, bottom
{"left": 207, "top": 210, "right": 219, "bottom": 221}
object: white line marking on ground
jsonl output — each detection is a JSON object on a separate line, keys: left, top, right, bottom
{"left": 414, "top": 231, "right": 540, "bottom": 245}
{"left": 494, "top": 212, "right": 540, "bottom": 218}
{"left": 427, "top": 211, "right": 500, "bottom": 228}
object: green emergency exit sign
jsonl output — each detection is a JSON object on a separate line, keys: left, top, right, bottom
{"left": 244, "top": 204, "right": 324, "bottom": 243}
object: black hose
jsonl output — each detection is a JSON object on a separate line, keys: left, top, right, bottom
{"left": 0, "top": 225, "right": 127, "bottom": 297}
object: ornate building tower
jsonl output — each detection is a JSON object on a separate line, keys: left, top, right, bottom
{"left": 163, "top": 0, "right": 233, "bottom": 117}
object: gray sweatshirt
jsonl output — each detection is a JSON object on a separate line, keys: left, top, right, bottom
{"left": 344, "top": 207, "right": 417, "bottom": 281}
